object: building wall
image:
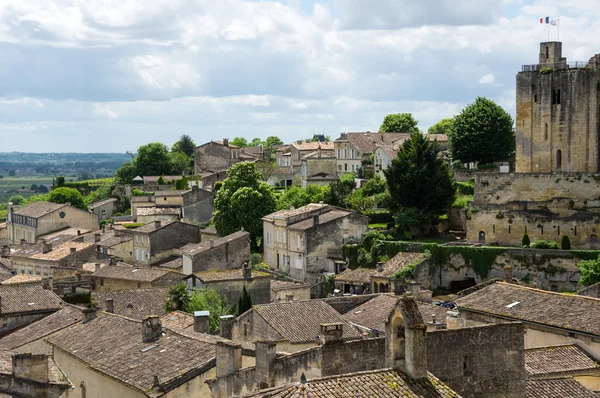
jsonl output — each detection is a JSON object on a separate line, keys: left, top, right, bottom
{"left": 301, "top": 157, "right": 338, "bottom": 188}
{"left": 164, "top": 368, "right": 215, "bottom": 398}
{"left": 0, "top": 312, "right": 54, "bottom": 336}
{"left": 13, "top": 339, "right": 53, "bottom": 356}
{"left": 271, "top": 285, "right": 311, "bottom": 302}
{"left": 137, "top": 213, "right": 179, "bottom": 225}
{"left": 187, "top": 235, "right": 250, "bottom": 273}
{"left": 334, "top": 140, "right": 363, "bottom": 175}
{"left": 149, "top": 223, "right": 199, "bottom": 261}
{"left": 131, "top": 197, "right": 154, "bottom": 219}
{"left": 90, "top": 202, "right": 116, "bottom": 221}
{"left": 11, "top": 245, "right": 97, "bottom": 277}
{"left": 106, "top": 240, "right": 133, "bottom": 263}
{"left": 374, "top": 147, "right": 392, "bottom": 180}
{"left": 204, "top": 277, "right": 270, "bottom": 307}
{"left": 181, "top": 188, "right": 214, "bottom": 227}
{"left": 194, "top": 142, "right": 238, "bottom": 174}
{"left": 93, "top": 278, "right": 154, "bottom": 292}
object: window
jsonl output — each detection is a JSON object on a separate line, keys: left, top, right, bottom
{"left": 493, "top": 225, "right": 496, "bottom": 233}
{"left": 283, "top": 231, "right": 287, "bottom": 244}
{"left": 295, "top": 255, "right": 303, "bottom": 269}
{"left": 100, "top": 279, "right": 104, "bottom": 286}
{"left": 344, "top": 163, "right": 348, "bottom": 171}
{"left": 544, "top": 123, "right": 548, "bottom": 140}
{"left": 534, "top": 94, "right": 538, "bottom": 103}
{"left": 135, "top": 249, "right": 139, "bottom": 261}
{"left": 275, "top": 230, "right": 279, "bottom": 243}
{"left": 545, "top": 46, "right": 549, "bottom": 59}
{"left": 557, "top": 226, "right": 560, "bottom": 235}
{"left": 338, "top": 164, "right": 342, "bottom": 171}
{"left": 137, "top": 282, "right": 141, "bottom": 288}
{"left": 297, "top": 235, "right": 301, "bottom": 249}
{"left": 556, "top": 150, "right": 562, "bottom": 170}
{"left": 508, "top": 225, "right": 511, "bottom": 234}
{"left": 556, "top": 90, "right": 561, "bottom": 104}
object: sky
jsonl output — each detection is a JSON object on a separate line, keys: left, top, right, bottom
{"left": 0, "top": 0, "right": 599, "bottom": 153}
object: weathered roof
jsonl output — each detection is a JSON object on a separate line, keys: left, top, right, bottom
{"left": 525, "top": 344, "right": 600, "bottom": 377}
{"left": 92, "top": 264, "right": 178, "bottom": 283}
{"left": 136, "top": 207, "right": 181, "bottom": 216}
{"left": 1, "top": 274, "right": 42, "bottom": 285}
{"left": 262, "top": 203, "right": 328, "bottom": 222}
{"left": 11, "top": 201, "right": 65, "bottom": 218}
{"left": 133, "top": 220, "right": 177, "bottom": 233}
{"left": 161, "top": 311, "right": 195, "bottom": 331}
{"left": 291, "top": 142, "right": 334, "bottom": 151}
{"left": 335, "top": 252, "right": 425, "bottom": 283}
{"left": 45, "top": 312, "right": 217, "bottom": 395}
{"left": 455, "top": 282, "right": 600, "bottom": 336}
{"left": 154, "top": 190, "right": 189, "bottom": 197}
{"left": 246, "top": 368, "right": 459, "bottom": 398}
{"left": 0, "top": 350, "right": 68, "bottom": 386}
{"left": 0, "top": 284, "right": 63, "bottom": 315}
{"left": 181, "top": 231, "right": 249, "bottom": 257}
{"left": 97, "top": 235, "right": 132, "bottom": 248}
{"left": 92, "top": 288, "right": 168, "bottom": 320}
{"left": 28, "top": 241, "right": 94, "bottom": 262}
{"left": 525, "top": 378, "right": 597, "bottom": 398}
{"left": 194, "top": 269, "right": 270, "bottom": 282}
{"left": 0, "top": 306, "right": 82, "bottom": 350}
{"left": 153, "top": 256, "right": 183, "bottom": 270}
{"left": 251, "top": 300, "right": 361, "bottom": 344}
{"left": 334, "top": 267, "right": 373, "bottom": 284}
{"left": 288, "top": 210, "right": 352, "bottom": 231}
{"left": 88, "top": 198, "right": 117, "bottom": 209}
{"left": 578, "top": 282, "right": 600, "bottom": 298}
{"left": 336, "top": 132, "right": 410, "bottom": 155}
{"left": 270, "top": 280, "right": 308, "bottom": 292}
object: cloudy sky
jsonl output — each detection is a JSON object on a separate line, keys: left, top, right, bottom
{"left": 0, "top": 0, "right": 598, "bottom": 152}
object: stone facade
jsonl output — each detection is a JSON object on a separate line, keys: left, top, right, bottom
{"left": 182, "top": 231, "right": 251, "bottom": 274}
{"left": 88, "top": 198, "right": 117, "bottom": 221}
{"left": 131, "top": 221, "right": 199, "bottom": 267}
{"left": 185, "top": 272, "right": 271, "bottom": 306}
{"left": 300, "top": 152, "right": 338, "bottom": 188}
{"left": 516, "top": 42, "right": 600, "bottom": 173}
{"left": 194, "top": 139, "right": 242, "bottom": 174}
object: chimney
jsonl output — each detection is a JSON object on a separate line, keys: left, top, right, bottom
{"left": 319, "top": 323, "right": 344, "bottom": 345}
{"left": 126, "top": 303, "right": 133, "bottom": 317}
{"left": 446, "top": 310, "right": 461, "bottom": 330}
{"left": 393, "top": 280, "right": 405, "bottom": 295}
{"left": 42, "top": 242, "right": 52, "bottom": 254}
{"left": 223, "top": 138, "right": 229, "bottom": 147}
{"left": 216, "top": 341, "right": 242, "bottom": 378}
{"left": 102, "top": 224, "right": 106, "bottom": 233}
{"left": 376, "top": 262, "right": 384, "bottom": 273}
{"left": 70, "top": 247, "right": 76, "bottom": 254}
{"left": 41, "top": 278, "right": 49, "bottom": 290}
{"left": 296, "top": 140, "right": 302, "bottom": 145}
{"left": 94, "top": 263, "right": 101, "bottom": 273}
{"left": 109, "top": 257, "right": 117, "bottom": 266}
{"left": 94, "top": 233, "right": 101, "bottom": 243}
{"left": 210, "top": 239, "right": 215, "bottom": 249}
{"left": 242, "top": 262, "right": 251, "bottom": 279}
{"left": 255, "top": 341, "right": 277, "bottom": 389}
{"left": 504, "top": 265, "right": 513, "bottom": 283}
{"left": 82, "top": 308, "right": 96, "bottom": 323}
{"left": 70, "top": 248, "right": 77, "bottom": 267}
{"left": 12, "top": 353, "right": 49, "bottom": 383}
{"left": 407, "top": 282, "right": 420, "bottom": 298}
{"left": 142, "top": 316, "right": 162, "bottom": 343}
{"left": 219, "top": 315, "right": 235, "bottom": 339}
{"left": 106, "top": 299, "right": 114, "bottom": 314}
{"left": 1, "top": 246, "right": 10, "bottom": 258}
{"left": 313, "top": 214, "right": 319, "bottom": 227}
{"left": 154, "top": 220, "right": 161, "bottom": 229}
{"left": 77, "top": 230, "right": 81, "bottom": 236}
{"left": 286, "top": 295, "right": 294, "bottom": 302}
{"left": 193, "top": 310, "right": 210, "bottom": 333}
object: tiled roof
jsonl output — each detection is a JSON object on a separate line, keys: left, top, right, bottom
{"left": 334, "top": 267, "right": 373, "bottom": 284}
{"left": 153, "top": 256, "right": 183, "bottom": 270}
{"left": 288, "top": 210, "right": 352, "bottom": 231}
{"left": 0, "top": 284, "right": 63, "bottom": 315}
{"left": 525, "top": 378, "right": 597, "bottom": 398}
{"left": 97, "top": 235, "right": 132, "bottom": 248}
{"left": 0, "top": 259, "right": 9, "bottom": 274}
{"left": 262, "top": 204, "right": 328, "bottom": 222}
{"left": 11, "top": 201, "right": 65, "bottom": 218}
{"left": 92, "top": 264, "right": 177, "bottom": 283}
{"left": 45, "top": 312, "right": 217, "bottom": 395}
{"left": 0, "top": 306, "right": 82, "bottom": 350}
{"left": 181, "top": 231, "right": 249, "bottom": 257}
{"left": 335, "top": 252, "right": 425, "bottom": 283}
{"left": 251, "top": 300, "right": 362, "bottom": 344}
{"left": 194, "top": 269, "right": 269, "bottom": 282}
{"left": 270, "top": 280, "right": 308, "bottom": 292}
{"left": 0, "top": 350, "right": 68, "bottom": 385}
{"left": 578, "top": 282, "right": 600, "bottom": 298}
{"left": 455, "top": 282, "right": 600, "bottom": 336}
{"left": 93, "top": 288, "right": 168, "bottom": 320}
{"left": 161, "top": 311, "right": 195, "bottom": 331}
{"left": 336, "top": 132, "right": 410, "bottom": 155}
{"left": 154, "top": 190, "right": 189, "bottom": 197}
{"left": 525, "top": 345, "right": 600, "bottom": 377}
{"left": 291, "top": 142, "right": 334, "bottom": 151}
{"left": 88, "top": 198, "right": 117, "bottom": 209}
{"left": 133, "top": 220, "right": 177, "bottom": 233}
{"left": 341, "top": 294, "right": 448, "bottom": 333}
{"left": 246, "top": 368, "right": 459, "bottom": 398}
{"left": 28, "top": 241, "right": 94, "bottom": 261}
{"left": 1, "top": 274, "right": 42, "bottom": 285}
{"left": 136, "top": 207, "right": 181, "bottom": 216}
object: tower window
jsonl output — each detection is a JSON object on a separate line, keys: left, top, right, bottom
{"left": 556, "top": 90, "right": 561, "bottom": 104}
{"left": 556, "top": 149, "right": 562, "bottom": 170}
{"left": 546, "top": 46, "right": 549, "bottom": 60}
{"left": 534, "top": 94, "right": 538, "bottom": 103}
{"left": 545, "top": 123, "right": 548, "bottom": 140}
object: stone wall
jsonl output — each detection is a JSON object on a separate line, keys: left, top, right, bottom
{"left": 195, "top": 142, "right": 237, "bottom": 174}
{"left": 427, "top": 323, "right": 525, "bottom": 398}
{"left": 206, "top": 277, "right": 271, "bottom": 307}
{"left": 181, "top": 188, "right": 214, "bottom": 226}
{"left": 0, "top": 312, "right": 55, "bottom": 337}
{"left": 188, "top": 233, "right": 251, "bottom": 273}
{"left": 150, "top": 222, "right": 199, "bottom": 258}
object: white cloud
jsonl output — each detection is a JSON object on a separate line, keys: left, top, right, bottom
{"left": 479, "top": 73, "right": 496, "bottom": 84}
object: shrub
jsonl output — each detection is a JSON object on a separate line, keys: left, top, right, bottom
{"left": 561, "top": 235, "right": 571, "bottom": 250}
{"left": 522, "top": 234, "right": 531, "bottom": 248}
{"left": 531, "top": 240, "right": 559, "bottom": 249}
{"left": 123, "top": 223, "right": 144, "bottom": 229}
{"left": 250, "top": 253, "right": 263, "bottom": 266}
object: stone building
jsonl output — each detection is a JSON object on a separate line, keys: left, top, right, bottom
{"left": 0, "top": 284, "right": 63, "bottom": 336}
{"left": 6, "top": 202, "right": 99, "bottom": 244}
{"left": 194, "top": 139, "right": 249, "bottom": 174}
{"left": 516, "top": 42, "right": 600, "bottom": 173}
{"left": 181, "top": 231, "right": 251, "bottom": 274}
{"left": 10, "top": 239, "right": 96, "bottom": 277}
{"left": 184, "top": 268, "right": 271, "bottom": 306}
{"left": 91, "top": 263, "right": 183, "bottom": 292}
{"left": 270, "top": 280, "right": 311, "bottom": 302}
{"left": 300, "top": 149, "right": 338, "bottom": 187}
{"left": 334, "top": 132, "right": 409, "bottom": 175}
{"left": 262, "top": 204, "right": 369, "bottom": 285}
{"left": 579, "top": 282, "right": 600, "bottom": 298}
{"left": 88, "top": 198, "right": 117, "bottom": 221}
{"left": 130, "top": 220, "right": 199, "bottom": 267}
{"left": 0, "top": 352, "right": 71, "bottom": 397}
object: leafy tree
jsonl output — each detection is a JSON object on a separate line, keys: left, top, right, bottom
{"left": 157, "top": 176, "right": 166, "bottom": 185}
{"left": 384, "top": 131, "right": 456, "bottom": 224}
{"left": 256, "top": 160, "right": 276, "bottom": 182}
{"left": 56, "top": 176, "right": 65, "bottom": 187}
{"left": 171, "top": 134, "right": 196, "bottom": 158}
{"left": 171, "top": 151, "right": 191, "bottom": 175}
{"left": 185, "top": 288, "right": 233, "bottom": 332}
{"left": 379, "top": 113, "right": 419, "bottom": 133}
{"left": 561, "top": 235, "right": 571, "bottom": 250}
{"left": 85, "top": 183, "right": 113, "bottom": 206}
{"left": 114, "top": 162, "right": 138, "bottom": 184}
{"left": 237, "top": 286, "right": 253, "bottom": 316}
{"left": 264, "top": 136, "right": 283, "bottom": 151}
{"left": 327, "top": 174, "right": 355, "bottom": 207}
{"left": 449, "top": 97, "right": 515, "bottom": 164}
{"left": 24, "top": 194, "right": 50, "bottom": 204}
{"left": 135, "top": 142, "right": 173, "bottom": 176}
{"left": 277, "top": 185, "right": 330, "bottom": 211}
{"left": 48, "top": 187, "right": 87, "bottom": 210}
{"left": 578, "top": 255, "right": 600, "bottom": 286}
{"left": 250, "top": 138, "right": 263, "bottom": 147}
{"left": 8, "top": 195, "right": 25, "bottom": 205}
{"left": 531, "top": 240, "right": 559, "bottom": 249}
{"left": 165, "top": 283, "right": 190, "bottom": 311}
{"left": 522, "top": 234, "right": 531, "bottom": 248}
{"left": 361, "top": 175, "right": 386, "bottom": 196}
{"left": 232, "top": 137, "right": 248, "bottom": 147}
{"left": 345, "top": 190, "right": 375, "bottom": 213}
{"left": 175, "top": 177, "right": 189, "bottom": 190}
{"left": 428, "top": 118, "right": 454, "bottom": 135}
{"left": 213, "top": 162, "right": 276, "bottom": 250}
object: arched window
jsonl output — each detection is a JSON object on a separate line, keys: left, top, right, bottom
{"left": 591, "top": 235, "right": 598, "bottom": 250}
{"left": 478, "top": 231, "right": 485, "bottom": 244}
{"left": 556, "top": 150, "right": 562, "bottom": 170}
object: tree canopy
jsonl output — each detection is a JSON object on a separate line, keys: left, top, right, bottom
{"left": 213, "top": 162, "right": 276, "bottom": 250}
{"left": 171, "top": 134, "right": 196, "bottom": 158}
{"left": 135, "top": 142, "right": 173, "bottom": 176}
{"left": 449, "top": 97, "right": 515, "bottom": 165}
{"left": 327, "top": 174, "right": 356, "bottom": 207}
{"left": 384, "top": 131, "right": 456, "bottom": 222}
{"left": 379, "top": 113, "right": 419, "bottom": 133}
{"left": 114, "top": 162, "right": 137, "bottom": 184}
{"left": 48, "top": 187, "right": 87, "bottom": 210}
{"left": 428, "top": 118, "right": 454, "bottom": 135}
{"left": 578, "top": 255, "right": 600, "bottom": 287}
{"left": 232, "top": 137, "right": 248, "bottom": 147}
{"left": 277, "top": 185, "right": 330, "bottom": 210}
{"left": 8, "top": 195, "right": 25, "bottom": 205}
{"left": 264, "top": 136, "right": 283, "bottom": 151}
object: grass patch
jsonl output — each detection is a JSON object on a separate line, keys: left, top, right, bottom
{"left": 369, "top": 222, "right": 389, "bottom": 229}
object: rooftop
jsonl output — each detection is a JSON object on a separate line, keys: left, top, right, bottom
{"left": 270, "top": 280, "right": 308, "bottom": 292}
{"left": 0, "top": 284, "right": 63, "bottom": 315}
{"left": 160, "top": 311, "right": 195, "bottom": 331}
{"left": 251, "top": 300, "right": 362, "bottom": 344}
{"left": 181, "top": 231, "right": 249, "bottom": 257}
{"left": 1, "top": 274, "right": 42, "bottom": 285}
{"left": 92, "top": 288, "right": 169, "bottom": 320}
{"left": 136, "top": 207, "right": 181, "bottom": 216}
{"left": 288, "top": 210, "right": 352, "bottom": 231}
{"left": 194, "top": 269, "right": 270, "bottom": 282}
{"left": 335, "top": 132, "right": 411, "bottom": 155}
{"left": 154, "top": 190, "right": 189, "bottom": 197}
{"left": 262, "top": 203, "right": 328, "bottom": 222}
{"left": 133, "top": 220, "right": 177, "bottom": 233}
{"left": 245, "top": 368, "right": 459, "bottom": 398}
{"left": 525, "top": 377, "right": 596, "bottom": 398}
{"left": 92, "top": 264, "right": 179, "bottom": 283}
{"left": 10, "top": 201, "right": 65, "bottom": 218}
{"left": 525, "top": 344, "right": 600, "bottom": 378}
{"left": 335, "top": 252, "right": 425, "bottom": 283}
{"left": 455, "top": 282, "right": 600, "bottom": 336}
{"left": 88, "top": 198, "right": 117, "bottom": 209}
{"left": 291, "top": 141, "right": 334, "bottom": 151}
{"left": 45, "top": 312, "right": 217, "bottom": 396}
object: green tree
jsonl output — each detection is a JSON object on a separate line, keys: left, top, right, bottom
{"left": 8, "top": 195, "right": 25, "bottom": 205}
{"left": 361, "top": 174, "right": 386, "bottom": 196}
{"left": 579, "top": 255, "right": 600, "bottom": 286}
{"left": 171, "top": 134, "right": 196, "bottom": 158}
{"left": 114, "top": 162, "right": 138, "bottom": 184}
{"left": 135, "top": 142, "right": 173, "bottom": 176}
{"left": 379, "top": 113, "right": 419, "bottom": 133}
{"left": 449, "top": 97, "right": 515, "bottom": 164}
{"left": 85, "top": 183, "right": 113, "bottom": 206}
{"left": 237, "top": 286, "right": 253, "bottom": 316}
{"left": 327, "top": 174, "right": 355, "bottom": 207}
{"left": 264, "top": 136, "right": 283, "bottom": 151}
{"left": 185, "top": 288, "right": 232, "bottom": 332}
{"left": 522, "top": 234, "right": 531, "bottom": 248}
{"left": 250, "top": 138, "right": 263, "bottom": 147}
{"left": 428, "top": 118, "right": 454, "bottom": 135}
{"left": 213, "top": 162, "right": 276, "bottom": 250}
{"left": 232, "top": 137, "right": 248, "bottom": 147}
{"left": 48, "top": 187, "right": 87, "bottom": 210}
{"left": 8, "top": 169, "right": 15, "bottom": 177}
{"left": 384, "top": 131, "right": 456, "bottom": 223}
{"left": 277, "top": 185, "right": 330, "bottom": 211}
{"left": 165, "top": 283, "right": 190, "bottom": 311}
{"left": 175, "top": 177, "right": 189, "bottom": 190}
{"left": 56, "top": 176, "right": 65, "bottom": 187}
{"left": 345, "top": 190, "right": 375, "bottom": 213}
{"left": 171, "top": 151, "right": 191, "bottom": 175}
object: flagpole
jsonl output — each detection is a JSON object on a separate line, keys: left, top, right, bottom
{"left": 558, "top": 18, "right": 560, "bottom": 41}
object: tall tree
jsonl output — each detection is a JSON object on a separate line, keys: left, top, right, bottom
{"left": 379, "top": 113, "right": 419, "bottom": 133}
{"left": 428, "top": 118, "right": 454, "bottom": 135}
{"left": 264, "top": 136, "right": 283, "bottom": 151}
{"left": 578, "top": 255, "right": 600, "bottom": 287}
{"left": 135, "top": 142, "right": 173, "bottom": 176}
{"left": 232, "top": 137, "right": 248, "bottom": 147}
{"left": 171, "top": 151, "right": 191, "bottom": 175}
{"left": 213, "top": 162, "right": 276, "bottom": 250}
{"left": 185, "top": 288, "right": 232, "bottom": 332}
{"left": 384, "top": 131, "right": 456, "bottom": 222}
{"left": 114, "top": 162, "right": 137, "bottom": 184}
{"left": 327, "top": 174, "right": 355, "bottom": 207}
{"left": 48, "top": 187, "right": 87, "bottom": 210}
{"left": 250, "top": 138, "right": 263, "bottom": 147}
{"left": 172, "top": 134, "right": 196, "bottom": 158}
{"left": 450, "top": 97, "right": 515, "bottom": 164}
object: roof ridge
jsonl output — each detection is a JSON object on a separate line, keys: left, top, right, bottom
{"left": 497, "top": 281, "right": 600, "bottom": 302}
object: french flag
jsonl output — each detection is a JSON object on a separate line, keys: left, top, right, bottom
{"left": 540, "top": 16, "right": 550, "bottom": 24}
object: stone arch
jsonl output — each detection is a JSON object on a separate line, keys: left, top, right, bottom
{"left": 386, "top": 307, "right": 406, "bottom": 368}
{"left": 591, "top": 234, "right": 598, "bottom": 249}
{"left": 556, "top": 150, "right": 562, "bottom": 170}
{"left": 373, "top": 283, "right": 379, "bottom": 293}
{"left": 380, "top": 283, "right": 386, "bottom": 293}
{"left": 478, "top": 231, "right": 486, "bottom": 244}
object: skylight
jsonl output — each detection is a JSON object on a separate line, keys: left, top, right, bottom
{"left": 506, "top": 301, "right": 520, "bottom": 308}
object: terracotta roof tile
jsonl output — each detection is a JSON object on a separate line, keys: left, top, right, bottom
{"left": 133, "top": 220, "right": 177, "bottom": 233}
{"left": 92, "top": 288, "right": 168, "bottom": 320}
{"left": 270, "top": 280, "right": 308, "bottom": 292}
{"left": 154, "top": 190, "right": 189, "bottom": 197}
{"left": 161, "top": 311, "right": 195, "bottom": 331}
{"left": 455, "top": 282, "right": 600, "bottom": 336}
{"left": 11, "top": 202, "right": 65, "bottom": 218}
{"left": 28, "top": 241, "right": 94, "bottom": 261}
{"left": 194, "top": 269, "right": 269, "bottom": 282}
{"left": 0, "top": 284, "right": 63, "bottom": 315}
{"left": 526, "top": 378, "right": 596, "bottom": 398}
{"left": 1, "top": 274, "right": 42, "bottom": 285}
{"left": 262, "top": 204, "right": 328, "bottom": 222}
{"left": 336, "top": 132, "right": 410, "bottom": 155}
{"left": 525, "top": 344, "right": 600, "bottom": 377}
{"left": 291, "top": 142, "right": 334, "bottom": 151}
{"left": 251, "top": 300, "right": 362, "bottom": 344}
{"left": 92, "top": 264, "right": 178, "bottom": 283}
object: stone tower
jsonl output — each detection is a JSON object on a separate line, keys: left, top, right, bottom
{"left": 516, "top": 42, "right": 600, "bottom": 173}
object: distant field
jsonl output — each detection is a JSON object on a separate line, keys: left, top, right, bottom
{"left": 0, "top": 176, "right": 53, "bottom": 202}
